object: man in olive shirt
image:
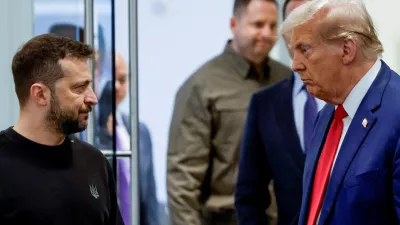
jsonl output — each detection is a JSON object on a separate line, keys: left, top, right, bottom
{"left": 167, "top": 0, "right": 292, "bottom": 225}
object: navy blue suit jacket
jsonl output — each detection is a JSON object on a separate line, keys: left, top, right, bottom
{"left": 298, "top": 60, "right": 400, "bottom": 225}
{"left": 235, "top": 74, "right": 305, "bottom": 225}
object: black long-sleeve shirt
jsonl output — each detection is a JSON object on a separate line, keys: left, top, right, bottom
{"left": 0, "top": 127, "right": 124, "bottom": 225}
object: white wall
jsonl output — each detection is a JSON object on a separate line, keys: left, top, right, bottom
{"left": 0, "top": 0, "right": 33, "bottom": 130}
{"left": 365, "top": 0, "right": 400, "bottom": 72}
{"left": 135, "top": 0, "right": 237, "bottom": 203}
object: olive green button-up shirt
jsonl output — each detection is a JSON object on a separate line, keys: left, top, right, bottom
{"left": 167, "top": 41, "right": 292, "bottom": 225}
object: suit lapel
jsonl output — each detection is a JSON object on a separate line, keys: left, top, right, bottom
{"left": 299, "top": 105, "right": 334, "bottom": 225}
{"left": 317, "top": 60, "right": 391, "bottom": 225}
{"left": 274, "top": 75, "right": 305, "bottom": 171}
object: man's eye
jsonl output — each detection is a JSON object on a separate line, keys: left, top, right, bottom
{"left": 254, "top": 22, "right": 264, "bottom": 28}
{"left": 75, "top": 85, "right": 86, "bottom": 93}
{"left": 301, "top": 46, "right": 311, "bottom": 54}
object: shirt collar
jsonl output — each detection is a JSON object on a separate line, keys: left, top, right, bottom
{"left": 223, "top": 40, "right": 270, "bottom": 80}
{"left": 342, "top": 59, "right": 381, "bottom": 119}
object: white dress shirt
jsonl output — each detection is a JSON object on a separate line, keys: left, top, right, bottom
{"left": 293, "top": 72, "right": 326, "bottom": 151}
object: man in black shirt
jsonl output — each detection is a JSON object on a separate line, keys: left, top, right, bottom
{"left": 0, "top": 33, "right": 124, "bottom": 225}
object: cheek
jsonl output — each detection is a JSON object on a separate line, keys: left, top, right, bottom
{"left": 315, "top": 65, "right": 340, "bottom": 92}
{"left": 254, "top": 29, "right": 269, "bottom": 41}
{"left": 121, "top": 86, "right": 127, "bottom": 93}
{"left": 239, "top": 35, "right": 252, "bottom": 45}
{"left": 308, "top": 54, "right": 329, "bottom": 80}
{"left": 322, "top": 58, "right": 340, "bottom": 80}
{"left": 240, "top": 27, "right": 257, "bottom": 40}
{"left": 66, "top": 94, "right": 85, "bottom": 109}
{"left": 270, "top": 36, "right": 278, "bottom": 45}
{"left": 313, "top": 66, "right": 331, "bottom": 86}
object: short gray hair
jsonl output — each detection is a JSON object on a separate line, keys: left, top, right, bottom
{"left": 281, "top": 0, "right": 383, "bottom": 60}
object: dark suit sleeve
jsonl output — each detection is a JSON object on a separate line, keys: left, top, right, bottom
{"left": 235, "top": 94, "right": 272, "bottom": 225}
{"left": 392, "top": 137, "right": 400, "bottom": 222}
{"left": 290, "top": 212, "right": 300, "bottom": 225}
{"left": 138, "top": 123, "right": 160, "bottom": 225}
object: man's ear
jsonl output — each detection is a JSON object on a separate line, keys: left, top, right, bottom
{"left": 230, "top": 16, "right": 238, "bottom": 35}
{"left": 342, "top": 38, "right": 357, "bottom": 65}
{"left": 30, "top": 83, "right": 51, "bottom": 106}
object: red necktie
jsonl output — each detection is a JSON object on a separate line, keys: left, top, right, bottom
{"left": 307, "top": 105, "right": 347, "bottom": 225}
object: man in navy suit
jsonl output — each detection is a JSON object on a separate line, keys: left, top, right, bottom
{"left": 280, "top": 0, "right": 400, "bottom": 224}
{"left": 235, "top": 1, "right": 325, "bottom": 224}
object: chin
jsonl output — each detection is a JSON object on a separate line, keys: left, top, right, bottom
{"left": 305, "top": 86, "right": 316, "bottom": 95}
{"left": 308, "top": 88, "right": 325, "bottom": 101}
{"left": 312, "top": 91, "right": 331, "bottom": 103}
{"left": 79, "top": 120, "right": 88, "bottom": 127}
{"left": 60, "top": 120, "right": 88, "bottom": 135}
{"left": 79, "top": 124, "right": 88, "bottom": 131}
{"left": 79, "top": 114, "right": 89, "bottom": 121}
{"left": 253, "top": 54, "right": 268, "bottom": 64}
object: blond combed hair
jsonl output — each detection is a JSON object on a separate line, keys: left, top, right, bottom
{"left": 281, "top": 0, "right": 383, "bottom": 60}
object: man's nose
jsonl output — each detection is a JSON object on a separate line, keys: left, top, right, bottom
{"left": 261, "top": 25, "right": 276, "bottom": 39}
{"left": 292, "top": 52, "right": 306, "bottom": 72}
{"left": 85, "top": 88, "right": 98, "bottom": 106}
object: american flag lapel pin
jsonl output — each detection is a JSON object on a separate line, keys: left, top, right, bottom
{"left": 362, "top": 118, "right": 368, "bottom": 128}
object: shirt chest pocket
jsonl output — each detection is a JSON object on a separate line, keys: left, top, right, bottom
{"left": 212, "top": 100, "right": 248, "bottom": 144}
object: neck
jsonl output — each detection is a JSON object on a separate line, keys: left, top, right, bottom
{"left": 330, "top": 58, "right": 377, "bottom": 105}
{"left": 230, "top": 40, "right": 266, "bottom": 78}
{"left": 13, "top": 111, "right": 65, "bottom": 146}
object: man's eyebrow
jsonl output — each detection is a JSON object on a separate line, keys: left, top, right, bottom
{"left": 73, "top": 79, "right": 92, "bottom": 87}
{"left": 118, "top": 73, "right": 128, "bottom": 78}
